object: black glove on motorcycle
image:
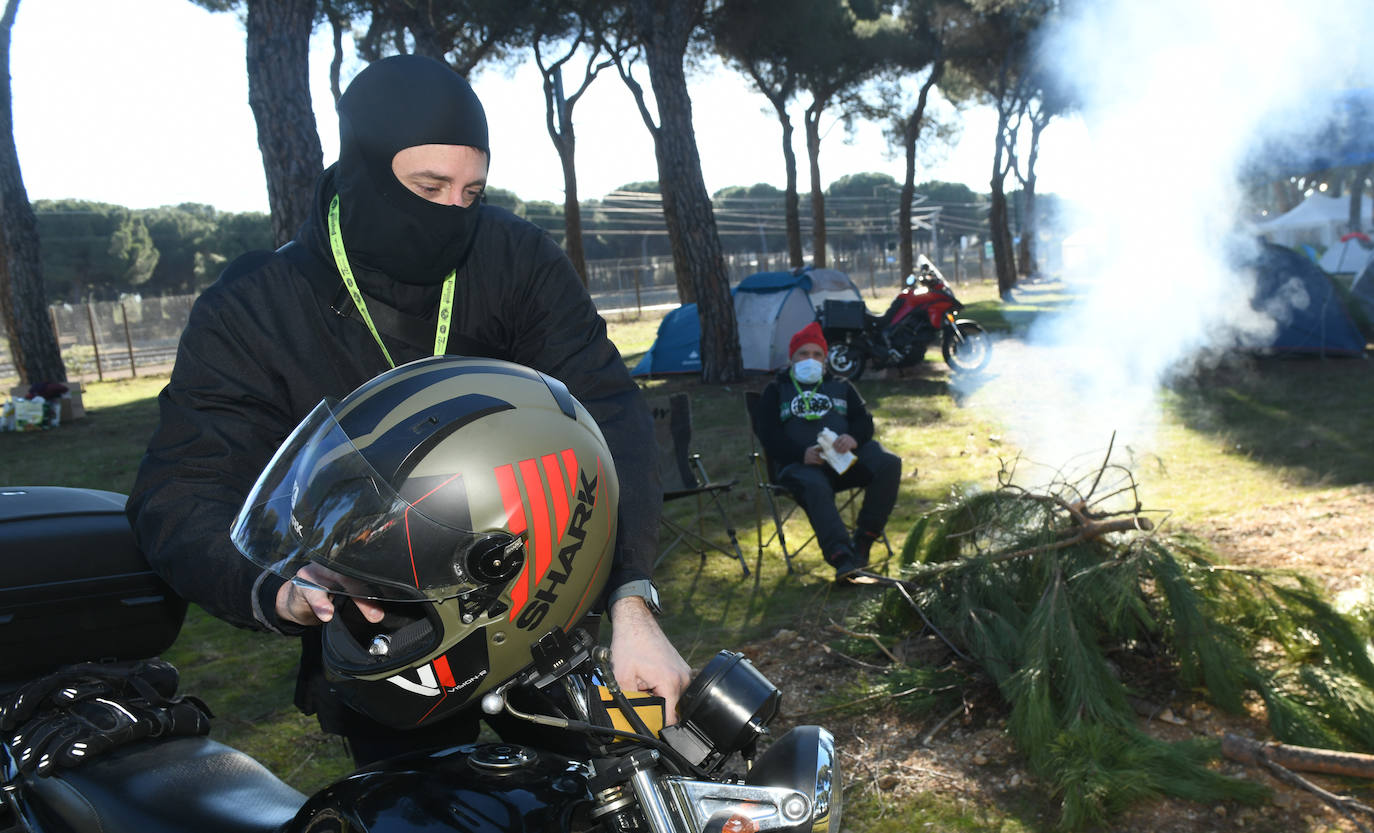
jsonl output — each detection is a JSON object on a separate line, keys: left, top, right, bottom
{"left": 0, "top": 659, "right": 179, "bottom": 731}
{"left": 1, "top": 659, "right": 212, "bottom": 776}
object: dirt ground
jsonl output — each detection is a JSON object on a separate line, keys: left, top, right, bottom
{"left": 740, "top": 486, "right": 1374, "bottom": 832}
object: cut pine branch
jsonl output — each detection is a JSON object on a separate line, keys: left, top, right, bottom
{"left": 911, "top": 515, "right": 1155, "bottom": 579}
{"left": 1222, "top": 733, "right": 1374, "bottom": 780}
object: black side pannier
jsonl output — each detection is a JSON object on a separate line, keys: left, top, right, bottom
{"left": 0, "top": 487, "right": 186, "bottom": 682}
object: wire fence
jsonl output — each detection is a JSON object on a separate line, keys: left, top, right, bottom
{"left": 2, "top": 246, "right": 991, "bottom": 387}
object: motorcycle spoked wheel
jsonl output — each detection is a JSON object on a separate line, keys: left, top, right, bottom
{"left": 827, "top": 342, "right": 866, "bottom": 381}
{"left": 941, "top": 321, "right": 992, "bottom": 373}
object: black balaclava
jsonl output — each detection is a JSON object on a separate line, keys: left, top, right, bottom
{"left": 335, "top": 55, "right": 489, "bottom": 286}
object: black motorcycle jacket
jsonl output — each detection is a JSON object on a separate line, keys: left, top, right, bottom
{"left": 752, "top": 370, "right": 875, "bottom": 470}
{"left": 126, "top": 166, "right": 660, "bottom": 636}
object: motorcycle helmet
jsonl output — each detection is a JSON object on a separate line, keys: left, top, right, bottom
{"left": 231, "top": 356, "right": 618, "bottom": 728}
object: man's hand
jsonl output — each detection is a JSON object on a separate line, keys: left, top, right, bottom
{"left": 608, "top": 596, "right": 692, "bottom": 725}
{"left": 833, "top": 433, "right": 858, "bottom": 454}
{"left": 803, "top": 445, "right": 824, "bottom": 466}
{"left": 276, "top": 562, "right": 385, "bottom": 627}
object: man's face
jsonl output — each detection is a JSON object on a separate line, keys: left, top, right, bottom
{"left": 790, "top": 343, "right": 825, "bottom": 365}
{"left": 391, "top": 144, "right": 489, "bottom": 207}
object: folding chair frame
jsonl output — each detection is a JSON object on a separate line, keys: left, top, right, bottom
{"left": 651, "top": 393, "right": 749, "bottom": 576}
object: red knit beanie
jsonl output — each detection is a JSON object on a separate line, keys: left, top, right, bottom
{"left": 788, "top": 321, "right": 828, "bottom": 357}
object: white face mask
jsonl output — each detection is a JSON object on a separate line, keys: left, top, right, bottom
{"left": 792, "top": 358, "right": 824, "bottom": 385}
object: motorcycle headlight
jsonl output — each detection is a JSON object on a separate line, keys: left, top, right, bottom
{"left": 660, "top": 651, "right": 781, "bottom": 772}
{"left": 746, "top": 726, "right": 841, "bottom": 832}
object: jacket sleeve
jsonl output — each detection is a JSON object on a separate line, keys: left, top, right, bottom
{"left": 846, "top": 383, "right": 875, "bottom": 446}
{"left": 125, "top": 281, "right": 307, "bottom": 634}
{"left": 496, "top": 232, "right": 659, "bottom": 594}
{"left": 753, "top": 381, "right": 807, "bottom": 469}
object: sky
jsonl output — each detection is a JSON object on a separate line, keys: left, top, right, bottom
{"left": 9, "top": 0, "right": 1089, "bottom": 214}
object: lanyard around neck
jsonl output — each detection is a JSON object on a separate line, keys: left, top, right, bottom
{"left": 327, "top": 194, "right": 455, "bottom": 368}
{"left": 790, "top": 373, "right": 825, "bottom": 421}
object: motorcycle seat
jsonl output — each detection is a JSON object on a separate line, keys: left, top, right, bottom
{"left": 22, "top": 735, "right": 307, "bottom": 833}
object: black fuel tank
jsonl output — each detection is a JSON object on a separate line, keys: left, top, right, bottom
{"left": 285, "top": 742, "right": 593, "bottom": 833}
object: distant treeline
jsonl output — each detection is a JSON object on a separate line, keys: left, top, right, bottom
{"left": 37, "top": 173, "right": 1058, "bottom": 300}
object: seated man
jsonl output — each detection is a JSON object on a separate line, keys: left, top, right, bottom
{"left": 751, "top": 322, "right": 903, "bottom": 583}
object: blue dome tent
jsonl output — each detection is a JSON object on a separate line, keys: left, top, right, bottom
{"left": 630, "top": 303, "right": 702, "bottom": 376}
{"left": 1252, "top": 242, "right": 1366, "bottom": 357}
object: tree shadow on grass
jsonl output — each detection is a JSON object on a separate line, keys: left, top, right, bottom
{"left": 1169, "top": 354, "right": 1374, "bottom": 487}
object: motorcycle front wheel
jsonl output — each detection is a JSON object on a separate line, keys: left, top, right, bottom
{"left": 941, "top": 321, "right": 992, "bottom": 373}
{"left": 827, "top": 342, "right": 866, "bottom": 381}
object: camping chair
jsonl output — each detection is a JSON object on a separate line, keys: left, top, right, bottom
{"left": 743, "top": 390, "right": 892, "bottom": 574}
{"left": 648, "top": 393, "right": 750, "bottom": 576}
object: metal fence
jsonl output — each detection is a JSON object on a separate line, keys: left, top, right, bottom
{"left": 2, "top": 246, "right": 990, "bottom": 386}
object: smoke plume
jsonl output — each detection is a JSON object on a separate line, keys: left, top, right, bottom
{"left": 961, "top": 0, "right": 1374, "bottom": 467}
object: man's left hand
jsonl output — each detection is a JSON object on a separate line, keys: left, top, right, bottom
{"left": 608, "top": 596, "right": 692, "bottom": 725}
{"left": 834, "top": 433, "right": 858, "bottom": 453}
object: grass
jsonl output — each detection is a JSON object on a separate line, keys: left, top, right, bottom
{"left": 4, "top": 278, "right": 1373, "bottom": 824}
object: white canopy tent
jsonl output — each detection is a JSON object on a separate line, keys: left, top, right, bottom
{"left": 1256, "top": 193, "right": 1372, "bottom": 250}
{"left": 1317, "top": 234, "right": 1374, "bottom": 275}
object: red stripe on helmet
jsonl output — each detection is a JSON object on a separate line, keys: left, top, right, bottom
{"left": 520, "top": 458, "right": 553, "bottom": 583}
{"left": 542, "top": 452, "right": 570, "bottom": 543}
{"left": 432, "top": 655, "right": 457, "bottom": 689}
{"left": 495, "top": 463, "right": 531, "bottom": 615}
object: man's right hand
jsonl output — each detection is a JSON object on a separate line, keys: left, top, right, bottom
{"left": 803, "top": 445, "right": 824, "bottom": 466}
{"left": 276, "top": 562, "right": 386, "bottom": 627}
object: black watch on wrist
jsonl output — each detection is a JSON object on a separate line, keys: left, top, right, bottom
{"left": 607, "top": 579, "right": 662, "bottom": 616}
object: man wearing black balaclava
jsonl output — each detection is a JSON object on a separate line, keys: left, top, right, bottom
{"left": 127, "top": 55, "right": 688, "bottom": 765}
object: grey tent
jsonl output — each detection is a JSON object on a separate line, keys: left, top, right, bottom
{"left": 732, "top": 269, "right": 864, "bottom": 371}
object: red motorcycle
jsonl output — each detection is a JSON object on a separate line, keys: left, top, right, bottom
{"left": 820, "top": 264, "right": 992, "bottom": 379}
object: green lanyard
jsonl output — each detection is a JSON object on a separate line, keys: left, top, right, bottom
{"left": 790, "top": 374, "right": 824, "bottom": 421}
{"left": 327, "top": 194, "right": 455, "bottom": 368}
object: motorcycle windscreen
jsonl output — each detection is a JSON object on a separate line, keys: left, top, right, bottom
{"left": 230, "top": 399, "right": 516, "bottom": 602}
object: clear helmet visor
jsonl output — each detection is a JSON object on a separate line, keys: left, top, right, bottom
{"left": 230, "top": 400, "right": 521, "bottom": 602}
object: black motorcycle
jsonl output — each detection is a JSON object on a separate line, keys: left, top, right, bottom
{"left": 820, "top": 267, "right": 992, "bottom": 380}
{"left": 0, "top": 486, "right": 840, "bottom": 833}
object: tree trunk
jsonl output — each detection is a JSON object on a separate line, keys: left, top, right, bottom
{"left": 542, "top": 64, "right": 589, "bottom": 285}
{"left": 899, "top": 61, "right": 943, "bottom": 279}
{"left": 744, "top": 67, "right": 802, "bottom": 270}
{"left": 1016, "top": 108, "right": 1047, "bottom": 278}
{"left": 990, "top": 165, "right": 1017, "bottom": 299}
{"left": 1350, "top": 164, "right": 1371, "bottom": 233}
{"left": 246, "top": 0, "right": 324, "bottom": 247}
{"left": 325, "top": 5, "right": 345, "bottom": 106}
{"left": 899, "top": 118, "right": 917, "bottom": 279}
{"left": 1015, "top": 189, "right": 1035, "bottom": 277}
{"left": 632, "top": 0, "right": 741, "bottom": 383}
{"left": 804, "top": 101, "right": 826, "bottom": 269}
{"left": 560, "top": 144, "right": 588, "bottom": 286}
{"left": 0, "top": 0, "right": 64, "bottom": 385}
{"left": 771, "top": 100, "right": 804, "bottom": 270}
{"left": 990, "top": 101, "right": 1018, "bottom": 297}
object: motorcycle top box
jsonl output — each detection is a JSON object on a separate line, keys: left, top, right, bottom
{"left": 820, "top": 299, "right": 867, "bottom": 331}
{"left": 0, "top": 486, "right": 186, "bottom": 682}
